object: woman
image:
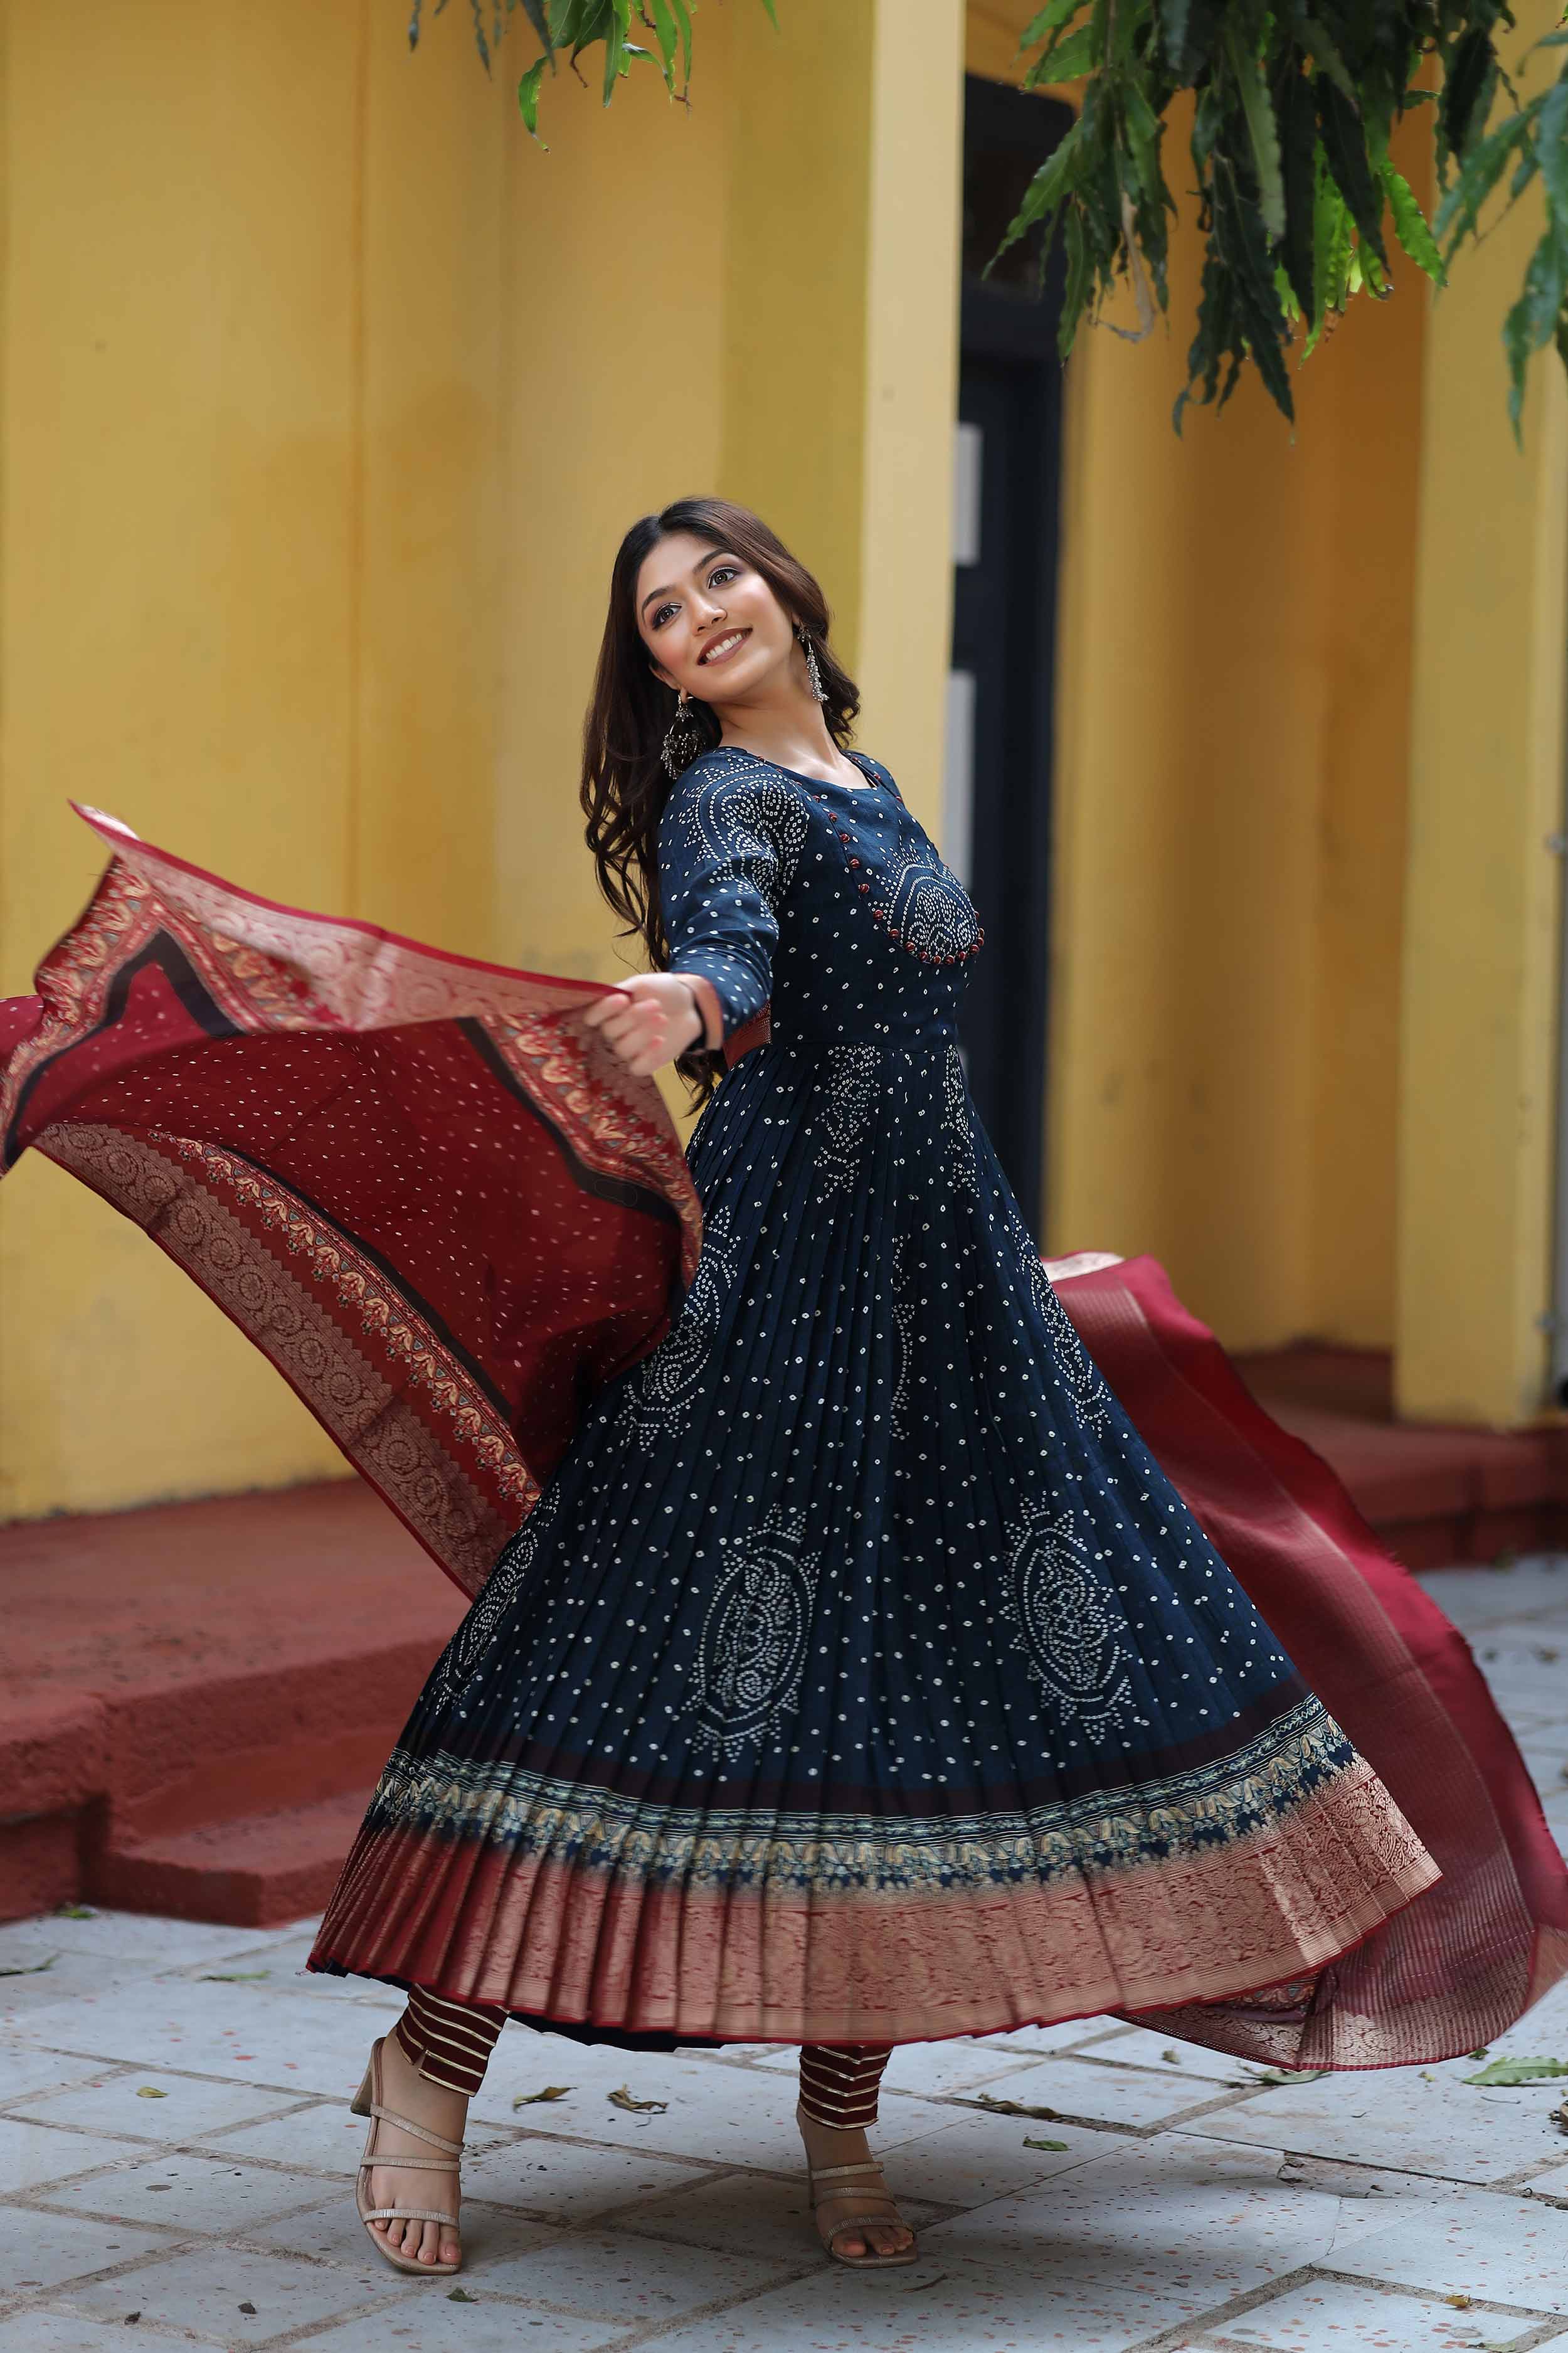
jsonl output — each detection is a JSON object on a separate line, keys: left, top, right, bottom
{"left": 5, "top": 498, "right": 1560, "bottom": 2282}
{"left": 304, "top": 494, "right": 1441, "bottom": 2276}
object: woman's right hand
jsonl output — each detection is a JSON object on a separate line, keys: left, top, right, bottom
{"left": 581, "top": 971, "right": 705, "bottom": 1077}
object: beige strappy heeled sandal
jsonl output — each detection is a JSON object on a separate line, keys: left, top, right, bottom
{"left": 351, "top": 2034, "right": 464, "bottom": 2276}
{"left": 804, "top": 2153, "right": 918, "bottom": 2269}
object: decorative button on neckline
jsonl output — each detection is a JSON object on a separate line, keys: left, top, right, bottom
{"left": 812, "top": 789, "right": 983, "bottom": 962}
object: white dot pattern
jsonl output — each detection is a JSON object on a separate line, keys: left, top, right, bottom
{"left": 389, "top": 744, "right": 1329, "bottom": 1829}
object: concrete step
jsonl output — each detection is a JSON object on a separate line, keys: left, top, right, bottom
{"left": 93, "top": 1788, "right": 379, "bottom": 1928}
{"left": 0, "top": 1479, "right": 464, "bottom": 1926}
{"left": 5, "top": 1363, "right": 1565, "bottom": 1930}
{"left": 1234, "top": 1344, "right": 1568, "bottom": 1570}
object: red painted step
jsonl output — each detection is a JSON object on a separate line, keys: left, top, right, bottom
{"left": 95, "top": 1788, "right": 380, "bottom": 1928}
{"left": 1233, "top": 1344, "right": 1568, "bottom": 1571}
{"left": 0, "top": 1479, "right": 463, "bottom": 1927}
{"left": 5, "top": 1349, "right": 1566, "bottom": 1931}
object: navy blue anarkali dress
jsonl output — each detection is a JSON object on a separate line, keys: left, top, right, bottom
{"left": 13, "top": 754, "right": 1563, "bottom": 2065}
{"left": 304, "top": 743, "right": 1438, "bottom": 2044}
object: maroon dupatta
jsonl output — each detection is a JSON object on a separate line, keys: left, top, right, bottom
{"left": 0, "top": 809, "right": 701, "bottom": 1598}
{"left": 4, "top": 814, "right": 1565, "bottom": 2063}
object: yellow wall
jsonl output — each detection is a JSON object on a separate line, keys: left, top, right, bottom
{"left": 492, "top": 0, "right": 963, "bottom": 994}
{"left": 969, "top": 4, "right": 1430, "bottom": 1353}
{"left": 5, "top": 0, "right": 1562, "bottom": 1525}
{"left": 1396, "top": 0, "right": 1568, "bottom": 1425}
{"left": 2, "top": 1, "right": 373, "bottom": 1516}
{"left": 0, "top": 0, "right": 964, "bottom": 1519}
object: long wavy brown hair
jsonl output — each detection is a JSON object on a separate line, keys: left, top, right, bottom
{"left": 581, "top": 496, "right": 862, "bottom": 1108}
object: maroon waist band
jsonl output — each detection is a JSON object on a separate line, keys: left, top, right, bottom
{"left": 723, "top": 1004, "right": 772, "bottom": 1068}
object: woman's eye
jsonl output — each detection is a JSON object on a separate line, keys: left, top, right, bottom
{"left": 651, "top": 603, "right": 676, "bottom": 628}
{"left": 708, "top": 566, "right": 739, "bottom": 587}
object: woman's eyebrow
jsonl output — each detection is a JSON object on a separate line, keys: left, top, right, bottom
{"left": 639, "top": 551, "right": 739, "bottom": 615}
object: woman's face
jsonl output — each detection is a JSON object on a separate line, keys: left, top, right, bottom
{"left": 635, "top": 531, "right": 795, "bottom": 704}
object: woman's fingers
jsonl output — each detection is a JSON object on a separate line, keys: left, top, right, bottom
{"left": 581, "top": 985, "right": 635, "bottom": 1031}
{"left": 583, "top": 975, "right": 697, "bottom": 1073}
{"left": 590, "top": 1002, "right": 641, "bottom": 1045}
{"left": 588, "top": 1000, "right": 670, "bottom": 1071}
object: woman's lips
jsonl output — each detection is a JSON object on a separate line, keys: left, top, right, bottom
{"left": 698, "top": 628, "right": 750, "bottom": 667}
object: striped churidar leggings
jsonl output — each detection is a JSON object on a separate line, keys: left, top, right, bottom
{"left": 393, "top": 1987, "right": 893, "bottom": 2127}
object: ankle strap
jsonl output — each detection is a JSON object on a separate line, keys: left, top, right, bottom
{"left": 364, "top": 2100, "right": 465, "bottom": 2156}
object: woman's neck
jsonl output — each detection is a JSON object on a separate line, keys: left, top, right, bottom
{"left": 716, "top": 706, "right": 854, "bottom": 783}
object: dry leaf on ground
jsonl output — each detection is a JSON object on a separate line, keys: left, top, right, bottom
{"left": 1464, "top": 2056, "right": 1568, "bottom": 2086}
{"left": 967, "top": 2093, "right": 1063, "bottom": 2120}
{"left": 608, "top": 2085, "right": 669, "bottom": 2113}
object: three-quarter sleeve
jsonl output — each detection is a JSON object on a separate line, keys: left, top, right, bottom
{"left": 656, "top": 757, "right": 803, "bottom": 1047}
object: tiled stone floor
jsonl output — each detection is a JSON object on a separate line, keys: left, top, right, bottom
{"left": 3, "top": 1558, "right": 1567, "bottom": 2351}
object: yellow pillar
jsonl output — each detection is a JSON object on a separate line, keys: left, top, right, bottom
{"left": 973, "top": 4, "right": 1431, "bottom": 1341}
{"left": 851, "top": 2, "right": 967, "bottom": 805}
{"left": 1396, "top": 0, "right": 1568, "bottom": 1426}
{"left": 1, "top": 0, "right": 965, "bottom": 1519}
{"left": 355, "top": 6, "right": 509, "bottom": 957}
{"left": 719, "top": 0, "right": 965, "bottom": 815}
{"left": 0, "top": 0, "right": 371, "bottom": 1517}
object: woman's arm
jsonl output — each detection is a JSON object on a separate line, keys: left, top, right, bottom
{"left": 585, "top": 762, "right": 793, "bottom": 1076}
{"left": 654, "top": 763, "right": 787, "bottom": 1046}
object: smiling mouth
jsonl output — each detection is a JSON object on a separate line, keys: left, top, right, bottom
{"left": 698, "top": 629, "right": 750, "bottom": 666}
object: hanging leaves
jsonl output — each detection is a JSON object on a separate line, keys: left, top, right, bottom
{"left": 411, "top": 0, "right": 1568, "bottom": 437}
{"left": 1004, "top": 0, "right": 1566, "bottom": 433}
{"left": 1431, "top": 34, "right": 1568, "bottom": 442}
{"left": 1229, "top": 23, "right": 1286, "bottom": 239}
{"left": 413, "top": 0, "right": 776, "bottom": 132}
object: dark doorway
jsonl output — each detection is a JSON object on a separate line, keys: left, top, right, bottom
{"left": 948, "top": 74, "right": 1073, "bottom": 1233}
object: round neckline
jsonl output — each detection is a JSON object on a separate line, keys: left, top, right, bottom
{"left": 721, "top": 744, "right": 879, "bottom": 794}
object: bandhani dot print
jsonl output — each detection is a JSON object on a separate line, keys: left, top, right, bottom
{"left": 4, "top": 761, "right": 1564, "bottom": 2061}
{"left": 312, "top": 745, "right": 1441, "bottom": 2041}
